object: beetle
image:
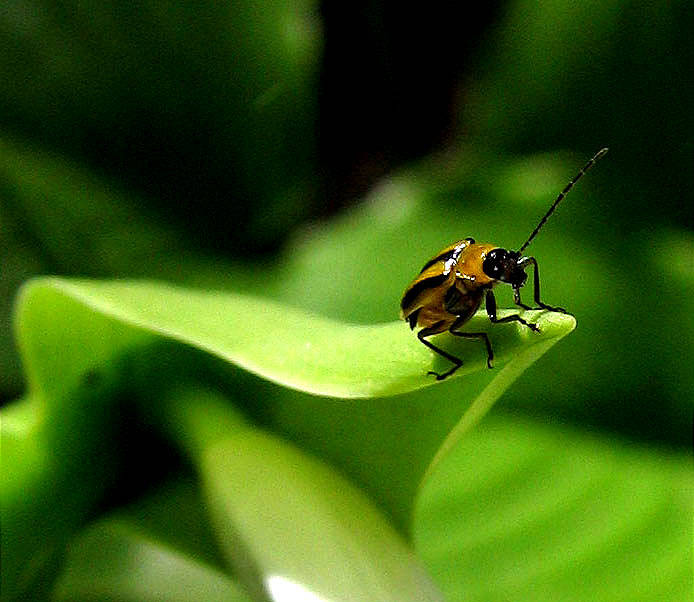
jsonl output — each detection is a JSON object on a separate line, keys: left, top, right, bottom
{"left": 400, "top": 148, "right": 608, "bottom": 380}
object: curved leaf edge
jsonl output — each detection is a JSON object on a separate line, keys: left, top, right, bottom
{"left": 15, "top": 277, "right": 577, "bottom": 399}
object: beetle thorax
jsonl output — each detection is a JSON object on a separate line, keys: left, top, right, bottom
{"left": 455, "top": 243, "right": 498, "bottom": 288}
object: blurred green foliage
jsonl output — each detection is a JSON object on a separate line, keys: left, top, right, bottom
{"left": 1, "top": 0, "right": 692, "bottom": 600}
{"left": 0, "top": 0, "right": 321, "bottom": 255}
{"left": 464, "top": 0, "right": 693, "bottom": 229}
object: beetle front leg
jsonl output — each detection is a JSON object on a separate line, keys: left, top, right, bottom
{"left": 512, "top": 286, "right": 532, "bottom": 310}
{"left": 486, "top": 290, "right": 539, "bottom": 332}
{"left": 523, "top": 257, "right": 567, "bottom": 313}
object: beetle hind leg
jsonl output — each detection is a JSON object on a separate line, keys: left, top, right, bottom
{"left": 417, "top": 323, "right": 463, "bottom": 381}
{"left": 450, "top": 329, "right": 494, "bottom": 369}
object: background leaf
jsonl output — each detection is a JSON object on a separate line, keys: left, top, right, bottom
{"left": 158, "top": 387, "right": 443, "bottom": 601}
{"left": 53, "top": 522, "right": 252, "bottom": 602}
{"left": 415, "top": 415, "right": 693, "bottom": 601}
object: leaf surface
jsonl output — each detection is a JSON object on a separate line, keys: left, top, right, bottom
{"left": 415, "top": 416, "right": 693, "bottom": 601}
{"left": 17, "top": 277, "right": 575, "bottom": 399}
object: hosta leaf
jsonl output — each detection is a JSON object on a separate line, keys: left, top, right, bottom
{"left": 2, "top": 276, "right": 573, "bottom": 596}
{"left": 154, "top": 387, "right": 443, "bottom": 601}
{"left": 414, "top": 415, "right": 693, "bottom": 601}
{"left": 53, "top": 522, "right": 252, "bottom": 602}
{"left": 17, "top": 277, "right": 575, "bottom": 399}
{"left": 201, "top": 430, "right": 443, "bottom": 602}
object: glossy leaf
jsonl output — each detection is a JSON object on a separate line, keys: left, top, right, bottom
{"left": 17, "top": 277, "right": 575, "bottom": 399}
{"left": 415, "top": 416, "right": 693, "bottom": 601}
{"left": 147, "top": 386, "right": 443, "bottom": 601}
{"left": 3, "top": 275, "right": 572, "bottom": 596}
{"left": 202, "top": 430, "right": 443, "bottom": 601}
{"left": 52, "top": 522, "right": 252, "bottom": 602}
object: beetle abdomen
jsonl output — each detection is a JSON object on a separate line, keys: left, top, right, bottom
{"left": 400, "top": 272, "right": 448, "bottom": 314}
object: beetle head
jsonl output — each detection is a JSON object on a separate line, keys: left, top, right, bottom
{"left": 482, "top": 248, "right": 527, "bottom": 288}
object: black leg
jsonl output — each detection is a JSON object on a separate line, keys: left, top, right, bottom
{"left": 525, "top": 257, "right": 567, "bottom": 313}
{"left": 449, "top": 329, "right": 494, "bottom": 369}
{"left": 418, "top": 322, "right": 463, "bottom": 381}
{"left": 486, "top": 290, "right": 539, "bottom": 332}
{"left": 512, "top": 286, "right": 532, "bottom": 310}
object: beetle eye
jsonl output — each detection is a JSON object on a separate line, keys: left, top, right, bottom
{"left": 482, "top": 248, "right": 508, "bottom": 280}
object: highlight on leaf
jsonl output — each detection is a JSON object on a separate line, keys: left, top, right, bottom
{"left": 17, "top": 277, "right": 576, "bottom": 399}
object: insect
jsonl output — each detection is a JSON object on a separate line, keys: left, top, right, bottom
{"left": 400, "top": 148, "right": 608, "bottom": 380}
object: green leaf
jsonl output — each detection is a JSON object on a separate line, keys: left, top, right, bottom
{"left": 0, "top": 0, "right": 322, "bottom": 252}
{"left": 414, "top": 415, "right": 693, "bottom": 601}
{"left": 419, "top": 322, "right": 570, "bottom": 485}
{"left": 0, "top": 385, "right": 121, "bottom": 600}
{"left": 202, "top": 430, "right": 442, "bottom": 601}
{"left": 254, "top": 305, "right": 575, "bottom": 529}
{"left": 17, "top": 277, "right": 575, "bottom": 399}
{"left": 53, "top": 522, "right": 252, "bottom": 602}
{"left": 153, "top": 387, "right": 442, "bottom": 601}
{"left": 271, "top": 154, "right": 692, "bottom": 446}
{"left": 95, "top": 476, "right": 229, "bottom": 574}
{"left": 2, "top": 276, "right": 572, "bottom": 596}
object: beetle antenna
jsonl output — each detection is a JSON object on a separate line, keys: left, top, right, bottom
{"left": 518, "top": 147, "right": 608, "bottom": 254}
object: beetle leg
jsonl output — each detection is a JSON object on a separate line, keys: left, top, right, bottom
{"left": 449, "top": 315, "right": 494, "bottom": 369}
{"left": 418, "top": 322, "right": 463, "bottom": 380}
{"left": 512, "top": 286, "right": 532, "bottom": 311}
{"left": 524, "top": 257, "right": 567, "bottom": 313}
{"left": 486, "top": 290, "right": 540, "bottom": 332}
